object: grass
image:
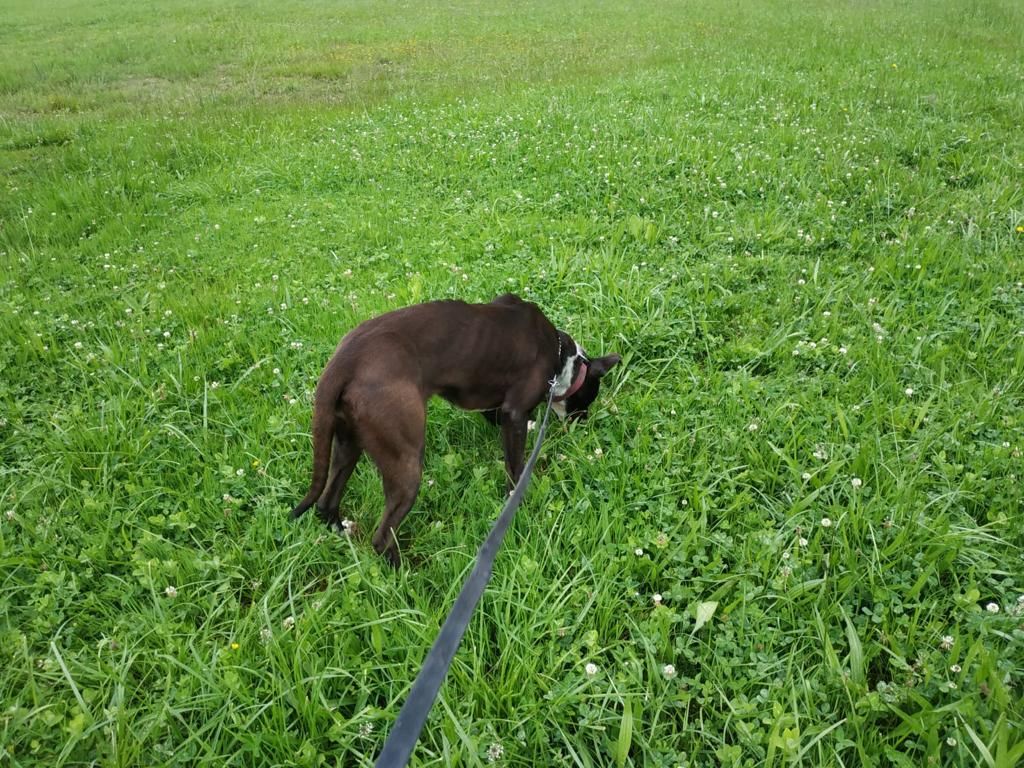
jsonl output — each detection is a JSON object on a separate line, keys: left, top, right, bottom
{"left": 2, "top": 0, "right": 1023, "bottom": 765}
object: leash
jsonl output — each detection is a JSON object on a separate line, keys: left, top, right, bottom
{"left": 373, "top": 385, "right": 557, "bottom": 768}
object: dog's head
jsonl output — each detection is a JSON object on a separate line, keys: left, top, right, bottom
{"left": 553, "top": 330, "right": 621, "bottom": 421}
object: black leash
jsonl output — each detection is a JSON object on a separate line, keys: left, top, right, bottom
{"left": 373, "top": 386, "right": 557, "bottom": 768}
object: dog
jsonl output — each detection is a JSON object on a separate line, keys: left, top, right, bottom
{"left": 290, "top": 293, "right": 620, "bottom": 566}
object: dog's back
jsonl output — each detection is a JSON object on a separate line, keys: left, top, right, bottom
{"left": 329, "top": 298, "right": 553, "bottom": 399}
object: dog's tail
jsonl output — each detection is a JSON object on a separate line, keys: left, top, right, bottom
{"left": 290, "top": 369, "right": 345, "bottom": 519}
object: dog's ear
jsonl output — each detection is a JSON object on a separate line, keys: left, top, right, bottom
{"left": 589, "top": 353, "right": 621, "bottom": 378}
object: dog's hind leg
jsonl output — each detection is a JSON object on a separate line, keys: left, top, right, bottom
{"left": 358, "top": 386, "right": 425, "bottom": 568}
{"left": 316, "top": 427, "right": 362, "bottom": 526}
{"left": 369, "top": 454, "right": 422, "bottom": 568}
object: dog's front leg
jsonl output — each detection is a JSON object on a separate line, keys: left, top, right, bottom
{"left": 499, "top": 408, "right": 528, "bottom": 491}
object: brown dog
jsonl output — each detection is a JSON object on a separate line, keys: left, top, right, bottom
{"left": 290, "top": 294, "right": 620, "bottom": 566}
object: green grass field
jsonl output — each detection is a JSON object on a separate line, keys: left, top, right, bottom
{"left": 2, "top": 0, "right": 1024, "bottom": 765}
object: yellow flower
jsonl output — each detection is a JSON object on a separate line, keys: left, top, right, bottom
{"left": 230, "top": 642, "right": 240, "bottom": 651}
{"left": 1016, "top": 225, "right": 1024, "bottom": 233}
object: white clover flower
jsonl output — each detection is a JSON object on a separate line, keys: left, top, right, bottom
{"left": 799, "top": 537, "right": 808, "bottom": 547}
{"left": 283, "top": 615, "right": 295, "bottom": 630}
{"left": 946, "top": 737, "right": 957, "bottom": 747}
{"left": 341, "top": 519, "right": 355, "bottom": 535}
{"left": 905, "top": 387, "right": 914, "bottom": 396}
{"left": 584, "top": 662, "right": 598, "bottom": 678}
{"left": 487, "top": 742, "right": 504, "bottom": 762}
{"left": 236, "top": 468, "right": 245, "bottom": 477}
{"left": 653, "top": 593, "right": 663, "bottom": 606}
{"left": 594, "top": 447, "right": 603, "bottom": 457}
{"left": 940, "top": 635, "right": 954, "bottom": 651}
{"left": 801, "top": 472, "right": 811, "bottom": 481}
{"left": 985, "top": 602, "right": 1000, "bottom": 614}
{"left": 662, "top": 664, "right": 677, "bottom": 679}
{"left": 359, "top": 722, "right": 374, "bottom": 738}
{"left": 634, "top": 548, "right": 644, "bottom": 557}
{"left": 851, "top": 477, "right": 863, "bottom": 489}
{"left": 165, "top": 585, "right": 178, "bottom": 598}
{"left": 950, "top": 664, "right": 961, "bottom": 673}
{"left": 821, "top": 517, "right": 833, "bottom": 528}
{"left": 5, "top": 509, "right": 13, "bottom": 521}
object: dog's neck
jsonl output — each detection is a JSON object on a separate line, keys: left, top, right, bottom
{"left": 554, "top": 360, "right": 588, "bottom": 402}
{"left": 551, "top": 335, "right": 586, "bottom": 400}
